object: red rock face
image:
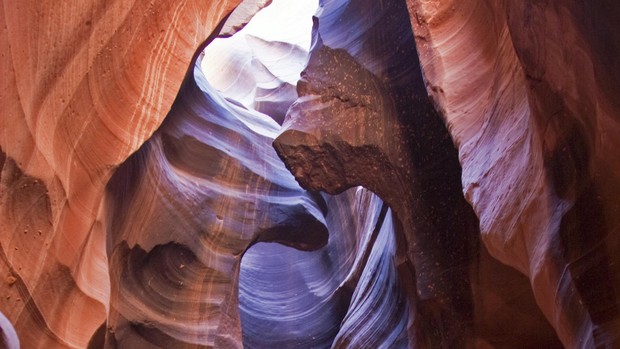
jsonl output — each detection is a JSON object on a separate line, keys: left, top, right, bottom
{"left": 0, "top": 1, "right": 241, "bottom": 348}
{"left": 1, "top": 0, "right": 619, "bottom": 348}
{"left": 408, "top": 0, "right": 620, "bottom": 347}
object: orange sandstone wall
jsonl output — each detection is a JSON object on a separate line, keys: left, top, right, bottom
{"left": 0, "top": 1, "right": 240, "bottom": 347}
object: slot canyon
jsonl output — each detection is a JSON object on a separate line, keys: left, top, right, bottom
{"left": 0, "top": 0, "right": 619, "bottom": 348}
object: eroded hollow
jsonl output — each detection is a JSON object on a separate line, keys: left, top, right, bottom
{"left": 238, "top": 188, "right": 412, "bottom": 349}
{"left": 180, "top": 0, "right": 563, "bottom": 347}
{"left": 200, "top": 2, "right": 415, "bottom": 347}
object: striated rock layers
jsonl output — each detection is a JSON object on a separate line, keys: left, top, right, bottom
{"left": 103, "top": 58, "right": 329, "bottom": 348}
{"left": 0, "top": 1, "right": 242, "bottom": 347}
{"left": 407, "top": 0, "right": 620, "bottom": 347}
{"left": 1, "top": 0, "right": 620, "bottom": 348}
{"left": 273, "top": 0, "right": 561, "bottom": 347}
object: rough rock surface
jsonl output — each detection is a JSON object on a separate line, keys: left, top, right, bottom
{"left": 274, "top": 0, "right": 479, "bottom": 346}
{"left": 1, "top": 0, "right": 619, "bottom": 348}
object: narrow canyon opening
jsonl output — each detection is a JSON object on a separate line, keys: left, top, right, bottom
{"left": 199, "top": 1, "right": 413, "bottom": 347}
{"left": 200, "top": 0, "right": 349, "bottom": 346}
{"left": 200, "top": 0, "right": 317, "bottom": 125}
{"left": 190, "top": 0, "right": 564, "bottom": 347}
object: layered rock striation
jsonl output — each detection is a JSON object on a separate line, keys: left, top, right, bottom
{"left": 1, "top": 0, "right": 619, "bottom": 348}
{"left": 0, "top": 1, "right": 241, "bottom": 347}
{"left": 103, "top": 58, "right": 329, "bottom": 348}
{"left": 408, "top": 0, "right": 620, "bottom": 347}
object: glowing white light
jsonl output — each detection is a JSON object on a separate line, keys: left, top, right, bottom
{"left": 240, "top": 0, "right": 318, "bottom": 52}
{"left": 201, "top": 0, "right": 318, "bottom": 120}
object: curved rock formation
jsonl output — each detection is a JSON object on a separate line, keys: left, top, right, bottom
{"left": 0, "top": 311, "right": 19, "bottom": 349}
{"left": 274, "top": 0, "right": 481, "bottom": 346}
{"left": 0, "top": 1, "right": 241, "bottom": 347}
{"left": 1, "top": 0, "right": 619, "bottom": 348}
{"left": 240, "top": 188, "right": 413, "bottom": 348}
{"left": 103, "top": 58, "right": 328, "bottom": 348}
{"left": 407, "top": 0, "right": 620, "bottom": 347}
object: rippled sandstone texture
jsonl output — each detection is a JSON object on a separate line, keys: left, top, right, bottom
{"left": 0, "top": 1, "right": 242, "bottom": 347}
{"left": 1, "top": 0, "right": 620, "bottom": 348}
{"left": 103, "top": 58, "right": 332, "bottom": 348}
{"left": 407, "top": 0, "right": 620, "bottom": 347}
{"left": 273, "top": 0, "right": 561, "bottom": 347}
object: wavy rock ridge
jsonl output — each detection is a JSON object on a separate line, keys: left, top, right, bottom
{"left": 1, "top": 0, "right": 619, "bottom": 348}
{"left": 408, "top": 0, "right": 620, "bottom": 347}
{"left": 0, "top": 0, "right": 243, "bottom": 347}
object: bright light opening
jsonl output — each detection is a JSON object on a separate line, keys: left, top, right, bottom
{"left": 201, "top": 0, "right": 318, "bottom": 124}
